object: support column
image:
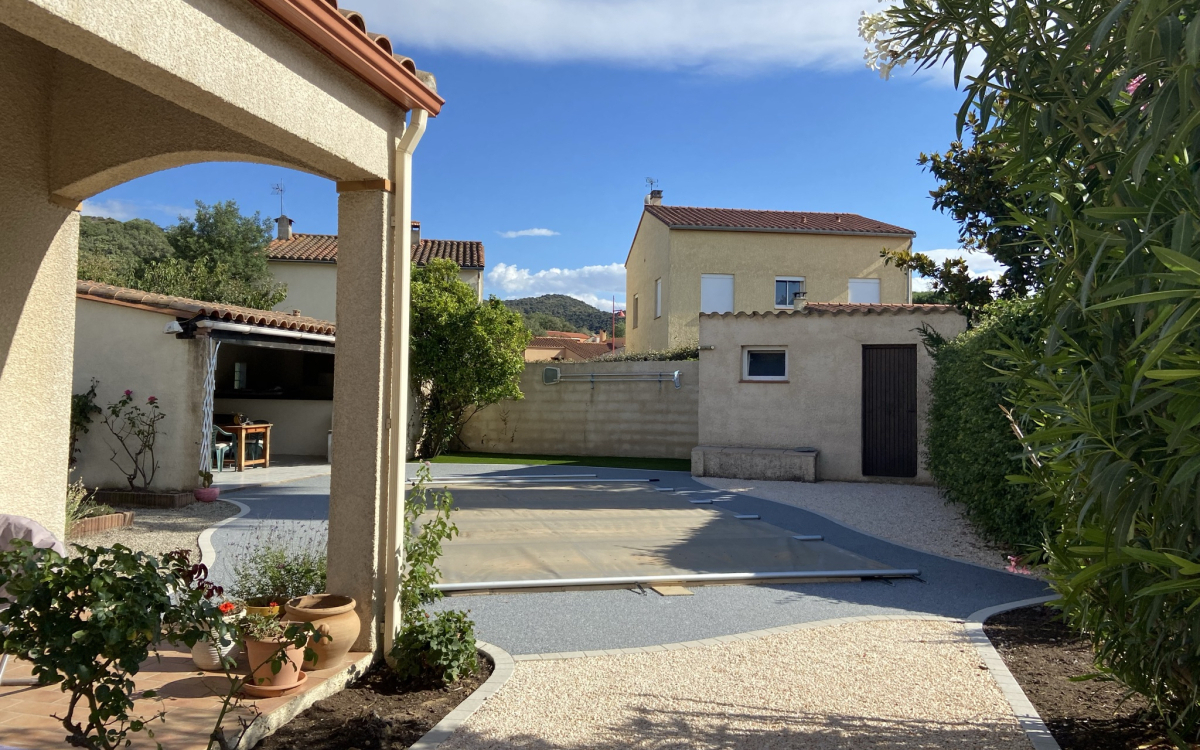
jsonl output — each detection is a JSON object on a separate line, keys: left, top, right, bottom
{"left": 0, "top": 27, "right": 76, "bottom": 540}
{"left": 327, "top": 188, "right": 392, "bottom": 652}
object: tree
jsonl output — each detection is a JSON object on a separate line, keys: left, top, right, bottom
{"left": 77, "top": 203, "right": 286, "bottom": 310}
{"left": 410, "top": 259, "right": 531, "bottom": 458}
{"left": 521, "top": 311, "right": 579, "bottom": 336}
{"left": 866, "top": 0, "right": 1200, "bottom": 736}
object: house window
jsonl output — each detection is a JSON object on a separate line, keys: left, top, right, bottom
{"left": 775, "top": 277, "right": 806, "bottom": 308}
{"left": 632, "top": 294, "right": 639, "bottom": 329}
{"left": 743, "top": 347, "right": 787, "bottom": 381}
{"left": 848, "top": 278, "right": 881, "bottom": 304}
{"left": 655, "top": 278, "right": 662, "bottom": 318}
{"left": 700, "top": 274, "right": 734, "bottom": 313}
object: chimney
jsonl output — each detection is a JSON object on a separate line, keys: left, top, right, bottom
{"left": 411, "top": 220, "right": 421, "bottom": 250}
{"left": 600, "top": 329, "right": 607, "bottom": 342}
{"left": 792, "top": 291, "right": 807, "bottom": 311}
{"left": 644, "top": 189, "right": 663, "bottom": 206}
{"left": 276, "top": 215, "right": 293, "bottom": 240}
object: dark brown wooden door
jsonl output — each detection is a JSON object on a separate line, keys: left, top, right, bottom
{"left": 862, "top": 344, "right": 918, "bottom": 477}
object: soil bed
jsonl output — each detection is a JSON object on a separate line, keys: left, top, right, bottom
{"left": 985, "top": 605, "right": 1173, "bottom": 750}
{"left": 255, "top": 652, "right": 493, "bottom": 750}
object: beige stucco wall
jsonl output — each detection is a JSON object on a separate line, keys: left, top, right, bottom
{"left": 215, "top": 398, "right": 333, "bottom": 457}
{"left": 269, "top": 261, "right": 482, "bottom": 322}
{"left": 0, "top": 25, "right": 77, "bottom": 539}
{"left": 458, "top": 361, "right": 699, "bottom": 460}
{"left": 270, "top": 261, "right": 339, "bottom": 322}
{"left": 697, "top": 309, "right": 966, "bottom": 484}
{"left": 625, "top": 211, "right": 914, "bottom": 352}
{"left": 72, "top": 300, "right": 207, "bottom": 491}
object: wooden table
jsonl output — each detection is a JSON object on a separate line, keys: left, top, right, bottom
{"left": 218, "top": 423, "right": 272, "bottom": 472}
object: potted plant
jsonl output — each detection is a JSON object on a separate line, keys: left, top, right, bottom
{"left": 239, "top": 613, "right": 308, "bottom": 694}
{"left": 194, "top": 470, "right": 220, "bottom": 503}
{"left": 190, "top": 600, "right": 243, "bottom": 671}
{"left": 243, "top": 597, "right": 281, "bottom": 618}
{"left": 284, "top": 595, "right": 359, "bottom": 670}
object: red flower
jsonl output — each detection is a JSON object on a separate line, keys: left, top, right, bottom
{"left": 147, "top": 396, "right": 158, "bottom": 404}
{"left": 218, "top": 602, "right": 236, "bottom": 614}
{"left": 123, "top": 389, "right": 133, "bottom": 397}
{"left": 269, "top": 601, "right": 278, "bottom": 607}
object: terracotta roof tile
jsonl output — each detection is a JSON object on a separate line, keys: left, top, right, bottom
{"left": 526, "top": 336, "right": 619, "bottom": 361}
{"left": 644, "top": 205, "right": 914, "bottom": 236}
{"left": 267, "top": 235, "right": 484, "bottom": 268}
{"left": 76, "top": 281, "right": 337, "bottom": 335}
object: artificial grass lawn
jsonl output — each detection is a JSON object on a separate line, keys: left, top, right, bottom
{"left": 425, "top": 451, "right": 691, "bottom": 473}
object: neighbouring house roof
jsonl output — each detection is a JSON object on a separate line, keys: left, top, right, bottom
{"left": 700, "top": 303, "right": 959, "bottom": 318}
{"left": 245, "top": 0, "right": 443, "bottom": 114}
{"left": 527, "top": 336, "right": 621, "bottom": 361}
{"left": 76, "top": 280, "right": 337, "bottom": 335}
{"left": 267, "top": 234, "right": 485, "bottom": 269}
{"left": 543, "top": 330, "right": 590, "bottom": 341}
{"left": 643, "top": 205, "right": 915, "bottom": 237}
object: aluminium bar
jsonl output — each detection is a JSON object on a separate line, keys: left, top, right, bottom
{"left": 433, "top": 568, "right": 922, "bottom": 592}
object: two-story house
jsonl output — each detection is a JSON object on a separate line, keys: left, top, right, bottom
{"left": 267, "top": 216, "right": 485, "bottom": 321}
{"left": 624, "top": 192, "right": 916, "bottom": 351}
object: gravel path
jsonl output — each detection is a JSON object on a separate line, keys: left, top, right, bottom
{"left": 444, "top": 619, "right": 1030, "bottom": 750}
{"left": 69, "top": 500, "right": 240, "bottom": 560}
{"left": 697, "top": 478, "right": 1012, "bottom": 572}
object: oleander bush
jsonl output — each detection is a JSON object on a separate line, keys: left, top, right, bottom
{"left": 923, "top": 299, "right": 1045, "bottom": 551}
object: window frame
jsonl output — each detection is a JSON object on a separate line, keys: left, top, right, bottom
{"left": 654, "top": 278, "right": 662, "bottom": 318}
{"left": 848, "top": 277, "right": 881, "bottom": 304}
{"left": 774, "top": 276, "right": 807, "bottom": 309}
{"left": 742, "top": 346, "right": 788, "bottom": 382}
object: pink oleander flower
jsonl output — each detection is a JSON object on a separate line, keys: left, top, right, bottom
{"left": 1006, "top": 555, "right": 1033, "bottom": 576}
{"left": 1126, "top": 73, "right": 1146, "bottom": 95}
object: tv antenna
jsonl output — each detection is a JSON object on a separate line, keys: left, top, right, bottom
{"left": 271, "top": 179, "right": 286, "bottom": 216}
{"left": 645, "top": 177, "right": 659, "bottom": 191}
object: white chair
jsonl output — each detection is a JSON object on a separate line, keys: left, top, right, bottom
{"left": 0, "top": 514, "right": 67, "bottom": 686}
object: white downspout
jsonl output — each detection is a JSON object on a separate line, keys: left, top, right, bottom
{"left": 383, "top": 108, "right": 427, "bottom": 658}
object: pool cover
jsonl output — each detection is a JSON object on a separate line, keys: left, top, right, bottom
{"left": 424, "top": 480, "right": 914, "bottom": 593}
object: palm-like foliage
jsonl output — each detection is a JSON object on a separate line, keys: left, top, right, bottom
{"left": 867, "top": 0, "right": 1200, "bottom": 736}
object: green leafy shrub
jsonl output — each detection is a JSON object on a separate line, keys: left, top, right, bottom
{"left": 0, "top": 543, "right": 226, "bottom": 749}
{"left": 390, "top": 610, "right": 478, "bottom": 686}
{"left": 589, "top": 342, "right": 699, "bottom": 362}
{"left": 65, "top": 475, "right": 111, "bottom": 530}
{"left": 923, "top": 299, "right": 1045, "bottom": 550}
{"left": 69, "top": 379, "right": 101, "bottom": 467}
{"left": 227, "top": 525, "right": 326, "bottom": 606}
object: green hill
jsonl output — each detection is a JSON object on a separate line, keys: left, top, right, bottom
{"left": 501, "top": 294, "right": 617, "bottom": 333}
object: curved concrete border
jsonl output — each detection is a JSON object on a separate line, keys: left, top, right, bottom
{"left": 198, "top": 498, "right": 250, "bottom": 570}
{"left": 408, "top": 640, "right": 515, "bottom": 750}
{"left": 967, "top": 595, "right": 1061, "bottom": 750}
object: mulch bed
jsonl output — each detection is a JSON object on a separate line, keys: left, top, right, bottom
{"left": 255, "top": 653, "right": 493, "bottom": 750}
{"left": 985, "top": 605, "right": 1175, "bottom": 750}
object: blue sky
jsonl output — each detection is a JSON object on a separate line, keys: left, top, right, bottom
{"left": 82, "top": 1, "right": 995, "bottom": 309}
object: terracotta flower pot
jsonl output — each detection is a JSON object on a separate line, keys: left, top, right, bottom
{"left": 194, "top": 487, "right": 220, "bottom": 503}
{"left": 284, "top": 594, "right": 360, "bottom": 670}
{"left": 243, "top": 637, "right": 304, "bottom": 689}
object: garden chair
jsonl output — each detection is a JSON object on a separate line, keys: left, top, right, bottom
{"left": 213, "top": 425, "right": 234, "bottom": 471}
{"left": 0, "top": 514, "right": 67, "bottom": 686}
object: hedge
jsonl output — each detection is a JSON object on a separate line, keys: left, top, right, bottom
{"left": 924, "top": 299, "right": 1045, "bottom": 550}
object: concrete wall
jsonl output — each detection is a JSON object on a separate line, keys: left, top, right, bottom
{"left": 270, "top": 261, "right": 339, "bottom": 322}
{"left": 458, "top": 361, "right": 699, "bottom": 460}
{"left": 697, "top": 308, "right": 966, "bottom": 483}
{"left": 625, "top": 210, "right": 913, "bottom": 352}
{"left": 0, "top": 27, "right": 77, "bottom": 539}
{"left": 214, "top": 398, "right": 333, "bottom": 457}
{"left": 73, "top": 300, "right": 207, "bottom": 491}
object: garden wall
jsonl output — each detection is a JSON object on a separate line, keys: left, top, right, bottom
{"left": 457, "top": 361, "right": 699, "bottom": 460}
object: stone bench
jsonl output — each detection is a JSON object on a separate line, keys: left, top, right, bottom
{"left": 691, "top": 446, "right": 819, "bottom": 482}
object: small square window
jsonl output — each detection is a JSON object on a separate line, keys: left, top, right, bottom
{"left": 775, "top": 277, "right": 806, "bottom": 308}
{"left": 743, "top": 348, "right": 787, "bottom": 381}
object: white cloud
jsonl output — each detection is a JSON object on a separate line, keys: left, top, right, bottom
{"left": 81, "top": 198, "right": 190, "bottom": 223}
{"left": 497, "top": 227, "right": 561, "bottom": 238}
{"left": 356, "top": 0, "right": 879, "bottom": 72}
{"left": 910, "top": 248, "right": 1004, "bottom": 291}
{"left": 487, "top": 262, "right": 625, "bottom": 310}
